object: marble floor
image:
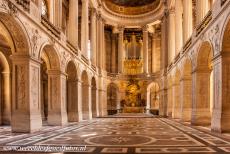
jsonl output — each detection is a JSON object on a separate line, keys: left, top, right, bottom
{"left": 0, "top": 117, "right": 230, "bottom": 153}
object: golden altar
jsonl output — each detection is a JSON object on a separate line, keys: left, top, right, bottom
{"left": 123, "top": 107, "right": 145, "bottom": 113}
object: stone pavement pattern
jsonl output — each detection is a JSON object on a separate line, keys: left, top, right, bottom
{"left": 0, "top": 118, "right": 230, "bottom": 153}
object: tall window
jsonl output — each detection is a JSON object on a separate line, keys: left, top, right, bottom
{"left": 41, "top": 0, "right": 48, "bottom": 18}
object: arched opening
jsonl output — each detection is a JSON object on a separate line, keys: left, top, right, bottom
{"left": 66, "top": 61, "right": 78, "bottom": 122}
{"left": 40, "top": 45, "right": 61, "bottom": 125}
{"left": 181, "top": 59, "right": 192, "bottom": 122}
{"left": 172, "top": 70, "right": 181, "bottom": 119}
{"left": 0, "top": 12, "right": 34, "bottom": 132}
{"left": 192, "top": 42, "right": 213, "bottom": 126}
{"left": 40, "top": 59, "right": 48, "bottom": 124}
{"left": 107, "top": 83, "right": 118, "bottom": 115}
{"left": 91, "top": 77, "right": 97, "bottom": 118}
{"left": 147, "top": 82, "right": 160, "bottom": 115}
{"left": 0, "top": 29, "right": 12, "bottom": 127}
{"left": 211, "top": 18, "right": 230, "bottom": 132}
{"left": 167, "top": 76, "right": 173, "bottom": 117}
{"left": 0, "top": 35, "right": 11, "bottom": 125}
{"left": 81, "top": 71, "right": 90, "bottom": 120}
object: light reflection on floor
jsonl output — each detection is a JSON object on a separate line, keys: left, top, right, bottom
{"left": 0, "top": 117, "right": 229, "bottom": 153}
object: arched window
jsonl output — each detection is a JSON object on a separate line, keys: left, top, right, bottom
{"left": 41, "top": 0, "right": 48, "bottom": 18}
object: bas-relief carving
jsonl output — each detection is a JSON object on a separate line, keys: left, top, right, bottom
{"left": 62, "top": 77, "right": 66, "bottom": 109}
{"left": 52, "top": 77, "right": 58, "bottom": 109}
{"left": 31, "top": 66, "right": 39, "bottom": 108}
{"left": 24, "top": 23, "right": 41, "bottom": 58}
{"left": 0, "top": 0, "right": 17, "bottom": 16}
{"left": 210, "top": 24, "right": 220, "bottom": 55}
{"left": 61, "top": 50, "right": 70, "bottom": 69}
{"left": 16, "top": 65, "right": 26, "bottom": 109}
{"left": 0, "top": 12, "right": 28, "bottom": 53}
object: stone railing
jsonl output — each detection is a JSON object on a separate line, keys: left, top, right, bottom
{"left": 221, "top": 0, "right": 227, "bottom": 6}
{"left": 182, "top": 37, "right": 192, "bottom": 53}
{"left": 41, "top": 15, "right": 61, "bottom": 39}
{"left": 81, "top": 54, "right": 89, "bottom": 65}
{"left": 66, "top": 40, "right": 78, "bottom": 55}
{"left": 174, "top": 53, "right": 180, "bottom": 64}
{"left": 196, "top": 10, "right": 212, "bottom": 36}
{"left": 14, "top": 0, "right": 30, "bottom": 12}
{"left": 91, "top": 64, "right": 96, "bottom": 72}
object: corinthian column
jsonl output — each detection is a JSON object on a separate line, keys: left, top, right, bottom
{"left": 118, "top": 26, "right": 124, "bottom": 73}
{"left": 175, "top": 0, "right": 183, "bottom": 55}
{"left": 111, "top": 33, "right": 117, "bottom": 73}
{"left": 183, "top": 0, "right": 193, "bottom": 43}
{"left": 142, "top": 25, "right": 149, "bottom": 74}
{"left": 90, "top": 8, "right": 97, "bottom": 65}
{"left": 196, "top": 0, "right": 210, "bottom": 25}
{"left": 168, "top": 8, "right": 176, "bottom": 64}
{"left": 68, "top": 0, "right": 78, "bottom": 48}
{"left": 81, "top": 0, "right": 89, "bottom": 59}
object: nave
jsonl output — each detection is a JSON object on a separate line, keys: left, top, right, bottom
{"left": 0, "top": 116, "right": 230, "bottom": 153}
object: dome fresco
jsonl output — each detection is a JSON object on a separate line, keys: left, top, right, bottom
{"left": 110, "top": 0, "right": 157, "bottom": 7}
{"left": 103, "top": 0, "right": 160, "bottom": 15}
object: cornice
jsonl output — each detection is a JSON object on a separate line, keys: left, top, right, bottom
{"left": 100, "top": 0, "right": 165, "bottom": 26}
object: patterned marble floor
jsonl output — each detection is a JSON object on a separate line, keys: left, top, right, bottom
{"left": 0, "top": 118, "right": 230, "bottom": 153}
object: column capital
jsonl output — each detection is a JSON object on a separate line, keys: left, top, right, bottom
{"left": 90, "top": 7, "right": 97, "bottom": 15}
{"left": 117, "top": 25, "right": 125, "bottom": 32}
{"left": 142, "top": 25, "right": 149, "bottom": 32}
{"left": 169, "top": 7, "right": 175, "bottom": 14}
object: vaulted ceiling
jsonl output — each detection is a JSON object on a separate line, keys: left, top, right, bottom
{"left": 103, "top": 0, "right": 160, "bottom": 15}
{"left": 110, "top": 0, "right": 157, "bottom": 7}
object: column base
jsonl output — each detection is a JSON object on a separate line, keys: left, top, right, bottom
{"left": 172, "top": 108, "right": 181, "bottom": 119}
{"left": 211, "top": 109, "right": 230, "bottom": 133}
{"left": 48, "top": 111, "right": 68, "bottom": 126}
{"left": 82, "top": 111, "right": 90, "bottom": 120}
{"left": 12, "top": 112, "right": 42, "bottom": 133}
{"left": 181, "top": 108, "right": 192, "bottom": 122}
{"left": 67, "top": 111, "right": 79, "bottom": 122}
{"left": 191, "top": 108, "right": 211, "bottom": 126}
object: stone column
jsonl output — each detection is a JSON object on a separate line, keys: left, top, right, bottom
{"left": 175, "top": 0, "right": 183, "bottom": 55}
{"left": 47, "top": 70, "right": 68, "bottom": 125}
{"left": 168, "top": 9, "right": 176, "bottom": 64}
{"left": 196, "top": 0, "right": 210, "bottom": 25}
{"left": 88, "top": 84, "right": 92, "bottom": 120}
{"left": 101, "top": 19, "right": 106, "bottom": 70}
{"left": 68, "top": 0, "right": 78, "bottom": 48}
{"left": 211, "top": 55, "right": 230, "bottom": 132}
{"left": 11, "top": 57, "right": 42, "bottom": 133}
{"left": 118, "top": 26, "right": 124, "bottom": 73}
{"left": 159, "top": 83, "right": 168, "bottom": 116}
{"left": 111, "top": 33, "right": 117, "bottom": 73}
{"left": 95, "top": 87, "right": 99, "bottom": 117}
{"left": 152, "top": 33, "right": 160, "bottom": 73}
{"left": 143, "top": 25, "right": 149, "bottom": 74}
{"left": 96, "top": 15, "right": 102, "bottom": 68}
{"left": 77, "top": 80, "right": 83, "bottom": 121}
{"left": 82, "top": 82, "right": 91, "bottom": 120}
{"left": 2, "top": 72, "right": 11, "bottom": 125}
{"left": 172, "top": 83, "right": 181, "bottom": 119}
{"left": 161, "top": 14, "right": 168, "bottom": 70}
{"left": 146, "top": 90, "right": 151, "bottom": 113}
{"left": 81, "top": 0, "right": 89, "bottom": 58}
{"left": 116, "top": 91, "right": 121, "bottom": 113}
{"left": 52, "top": 0, "right": 62, "bottom": 28}
{"left": 191, "top": 69, "right": 211, "bottom": 126}
{"left": 180, "top": 77, "right": 192, "bottom": 122}
{"left": 183, "top": 0, "right": 193, "bottom": 43}
{"left": 90, "top": 8, "right": 97, "bottom": 66}
{"left": 167, "top": 86, "right": 172, "bottom": 117}
{"left": 67, "top": 80, "right": 78, "bottom": 122}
